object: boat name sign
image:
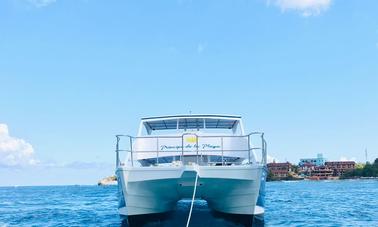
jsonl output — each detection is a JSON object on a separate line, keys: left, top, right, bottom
{"left": 160, "top": 144, "right": 221, "bottom": 151}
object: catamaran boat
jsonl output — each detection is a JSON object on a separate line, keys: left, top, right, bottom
{"left": 115, "top": 114, "right": 267, "bottom": 224}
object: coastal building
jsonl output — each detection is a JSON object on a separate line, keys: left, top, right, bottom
{"left": 299, "top": 153, "right": 326, "bottom": 167}
{"left": 267, "top": 162, "right": 292, "bottom": 178}
{"left": 325, "top": 161, "right": 356, "bottom": 176}
{"left": 298, "top": 163, "right": 316, "bottom": 177}
{"left": 309, "top": 166, "right": 334, "bottom": 180}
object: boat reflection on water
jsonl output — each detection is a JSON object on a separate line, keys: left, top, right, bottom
{"left": 120, "top": 200, "right": 265, "bottom": 227}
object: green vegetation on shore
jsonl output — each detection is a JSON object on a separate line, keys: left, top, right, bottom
{"left": 341, "top": 158, "right": 378, "bottom": 179}
{"left": 267, "top": 173, "right": 302, "bottom": 181}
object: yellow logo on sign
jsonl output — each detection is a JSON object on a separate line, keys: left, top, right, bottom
{"left": 185, "top": 136, "right": 197, "bottom": 143}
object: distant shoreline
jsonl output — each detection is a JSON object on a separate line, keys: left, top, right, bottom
{"left": 0, "top": 184, "right": 116, "bottom": 188}
{"left": 267, "top": 176, "right": 378, "bottom": 182}
{"left": 1, "top": 177, "right": 377, "bottom": 187}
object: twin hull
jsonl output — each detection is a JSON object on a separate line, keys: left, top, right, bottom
{"left": 116, "top": 165, "right": 264, "bottom": 216}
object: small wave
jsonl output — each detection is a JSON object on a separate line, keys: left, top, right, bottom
{"left": 0, "top": 201, "right": 13, "bottom": 206}
{"left": 282, "top": 180, "right": 300, "bottom": 183}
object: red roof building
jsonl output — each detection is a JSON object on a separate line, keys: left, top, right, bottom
{"left": 267, "top": 162, "right": 292, "bottom": 178}
{"left": 298, "top": 163, "right": 316, "bottom": 177}
{"left": 310, "top": 166, "right": 334, "bottom": 179}
{"left": 325, "top": 161, "right": 356, "bottom": 176}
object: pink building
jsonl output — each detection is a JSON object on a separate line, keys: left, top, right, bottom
{"left": 268, "top": 162, "right": 292, "bottom": 178}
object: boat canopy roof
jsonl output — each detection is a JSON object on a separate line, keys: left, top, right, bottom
{"left": 140, "top": 114, "right": 242, "bottom": 131}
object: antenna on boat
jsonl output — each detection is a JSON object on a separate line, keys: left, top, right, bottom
{"left": 189, "top": 110, "right": 192, "bottom": 115}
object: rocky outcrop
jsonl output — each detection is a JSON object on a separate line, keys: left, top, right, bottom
{"left": 98, "top": 175, "right": 117, "bottom": 186}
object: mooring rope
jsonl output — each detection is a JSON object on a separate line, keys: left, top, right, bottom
{"left": 186, "top": 170, "right": 199, "bottom": 227}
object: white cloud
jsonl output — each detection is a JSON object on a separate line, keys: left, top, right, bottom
{"left": 26, "top": 0, "right": 56, "bottom": 8}
{"left": 267, "top": 0, "right": 332, "bottom": 17}
{"left": 53, "top": 161, "right": 113, "bottom": 169}
{"left": 31, "top": 159, "right": 114, "bottom": 170}
{"left": 267, "top": 154, "right": 279, "bottom": 163}
{"left": 0, "top": 124, "right": 38, "bottom": 167}
{"left": 197, "top": 43, "right": 206, "bottom": 54}
{"left": 340, "top": 156, "right": 356, "bottom": 162}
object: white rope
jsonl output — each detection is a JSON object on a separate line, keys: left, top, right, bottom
{"left": 186, "top": 171, "right": 199, "bottom": 227}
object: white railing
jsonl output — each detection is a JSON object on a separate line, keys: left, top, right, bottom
{"left": 115, "top": 132, "right": 267, "bottom": 168}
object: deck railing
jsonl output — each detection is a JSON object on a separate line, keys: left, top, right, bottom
{"left": 115, "top": 133, "right": 267, "bottom": 168}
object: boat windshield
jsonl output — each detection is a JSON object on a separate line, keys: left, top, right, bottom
{"left": 138, "top": 115, "right": 244, "bottom": 136}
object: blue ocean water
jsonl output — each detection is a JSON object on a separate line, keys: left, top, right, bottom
{"left": 0, "top": 180, "right": 377, "bottom": 226}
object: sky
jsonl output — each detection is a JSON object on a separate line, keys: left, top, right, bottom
{"left": 0, "top": 0, "right": 377, "bottom": 186}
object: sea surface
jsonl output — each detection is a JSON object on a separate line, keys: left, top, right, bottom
{"left": 0, "top": 179, "right": 377, "bottom": 226}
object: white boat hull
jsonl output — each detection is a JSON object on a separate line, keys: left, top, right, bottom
{"left": 116, "top": 165, "right": 264, "bottom": 216}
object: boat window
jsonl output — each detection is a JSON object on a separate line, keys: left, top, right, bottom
{"left": 144, "top": 118, "right": 238, "bottom": 131}
{"left": 140, "top": 117, "right": 243, "bottom": 135}
{"left": 204, "top": 118, "right": 238, "bottom": 129}
{"left": 178, "top": 118, "right": 204, "bottom": 130}
{"left": 145, "top": 119, "right": 177, "bottom": 131}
